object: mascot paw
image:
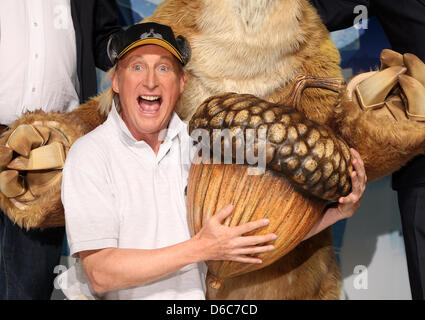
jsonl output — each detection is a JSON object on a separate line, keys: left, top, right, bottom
{"left": 0, "top": 121, "right": 70, "bottom": 229}
{"left": 335, "top": 49, "right": 425, "bottom": 182}
{"left": 351, "top": 49, "right": 425, "bottom": 121}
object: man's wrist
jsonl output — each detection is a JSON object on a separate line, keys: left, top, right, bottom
{"left": 186, "top": 235, "right": 210, "bottom": 264}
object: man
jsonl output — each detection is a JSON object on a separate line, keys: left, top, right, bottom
{"left": 310, "top": 0, "right": 425, "bottom": 300}
{"left": 60, "top": 22, "right": 366, "bottom": 300}
{"left": 0, "top": 0, "right": 121, "bottom": 300}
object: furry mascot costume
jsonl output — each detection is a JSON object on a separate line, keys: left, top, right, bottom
{"left": 1, "top": 0, "right": 425, "bottom": 299}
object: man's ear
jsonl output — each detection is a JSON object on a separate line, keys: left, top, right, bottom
{"left": 111, "top": 68, "right": 120, "bottom": 94}
{"left": 179, "top": 70, "right": 186, "bottom": 94}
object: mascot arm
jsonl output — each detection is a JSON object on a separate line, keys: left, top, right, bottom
{"left": 0, "top": 97, "right": 105, "bottom": 230}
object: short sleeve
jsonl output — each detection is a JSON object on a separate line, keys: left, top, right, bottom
{"left": 61, "top": 137, "right": 119, "bottom": 257}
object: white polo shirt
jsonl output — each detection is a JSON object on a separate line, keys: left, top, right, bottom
{"left": 61, "top": 101, "right": 206, "bottom": 300}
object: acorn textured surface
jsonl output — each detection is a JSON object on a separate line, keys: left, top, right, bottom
{"left": 189, "top": 92, "right": 353, "bottom": 202}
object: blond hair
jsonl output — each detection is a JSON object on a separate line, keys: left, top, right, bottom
{"left": 98, "top": 65, "right": 119, "bottom": 116}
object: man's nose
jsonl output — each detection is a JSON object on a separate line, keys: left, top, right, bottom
{"left": 144, "top": 69, "right": 158, "bottom": 90}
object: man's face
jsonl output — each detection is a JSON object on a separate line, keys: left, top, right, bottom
{"left": 111, "top": 45, "right": 185, "bottom": 141}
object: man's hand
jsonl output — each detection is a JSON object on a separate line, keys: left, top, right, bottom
{"left": 194, "top": 204, "right": 277, "bottom": 264}
{"left": 303, "top": 148, "right": 367, "bottom": 241}
{"left": 335, "top": 148, "right": 367, "bottom": 219}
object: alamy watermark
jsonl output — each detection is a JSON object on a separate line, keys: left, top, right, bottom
{"left": 53, "top": 5, "right": 70, "bottom": 29}
{"left": 354, "top": 5, "right": 368, "bottom": 30}
{"left": 158, "top": 127, "right": 268, "bottom": 175}
{"left": 353, "top": 265, "right": 368, "bottom": 290}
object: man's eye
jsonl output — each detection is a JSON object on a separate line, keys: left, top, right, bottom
{"left": 159, "top": 65, "right": 168, "bottom": 71}
{"left": 134, "top": 65, "right": 142, "bottom": 71}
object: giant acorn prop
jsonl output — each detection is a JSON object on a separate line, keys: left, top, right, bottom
{"left": 187, "top": 89, "right": 354, "bottom": 287}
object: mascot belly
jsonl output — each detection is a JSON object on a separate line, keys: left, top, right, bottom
{"left": 1, "top": 0, "right": 425, "bottom": 300}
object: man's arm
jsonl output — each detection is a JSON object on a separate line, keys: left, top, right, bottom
{"left": 80, "top": 205, "right": 276, "bottom": 294}
{"left": 303, "top": 148, "right": 367, "bottom": 241}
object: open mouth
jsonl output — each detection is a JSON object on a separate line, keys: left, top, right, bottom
{"left": 137, "top": 95, "right": 162, "bottom": 114}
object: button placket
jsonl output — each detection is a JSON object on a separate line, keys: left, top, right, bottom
{"left": 26, "top": 0, "right": 45, "bottom": 107}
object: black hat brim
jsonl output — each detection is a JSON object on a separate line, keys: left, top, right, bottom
{"left": 117, "top": 37, "right": 184, "bottom": 64}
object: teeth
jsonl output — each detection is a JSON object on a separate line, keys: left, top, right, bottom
{"left": 140, "top": 96, "right": 160, "bottom": 101}
{"left": 356, "top": 65, "right": 406, "bottom": 109}
{"left": 138, "top": 95, "right": 161, "bottom": 114}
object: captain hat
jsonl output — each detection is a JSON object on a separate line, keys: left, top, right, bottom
{"left": 107, "top": 22, "right": 191, "bottom": 66}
